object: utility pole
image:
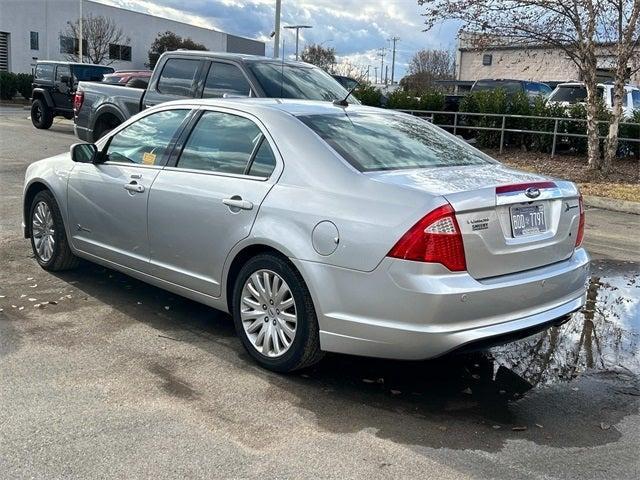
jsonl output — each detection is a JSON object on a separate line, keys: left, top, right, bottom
{"left": 78, "top": 0, "right": 83, "bottom": 63}
{"left": 284, "top": 25, "right": 312, "bottom": 61}
{"left": 389, "top": 36, "right": 400, "bottom": 84}
{"left": 385, "top": 65, "right": 388, "bottom": 85}
{"left": 377, "top": 48, "right": 386, "bottom": 85}
{"left": 374, "top": 66, "right": 378, "bottom": 84}
{"left": 273, "top": 0, "right": 281, "bottom": 59}
{"left": 366, "top": 65, "right": 370, "bottom": 83}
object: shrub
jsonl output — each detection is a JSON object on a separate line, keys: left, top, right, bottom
{"left": 15, "top": 73, "right": 33, "bottom": 99}
{"left": 353, "top": 84, "right": 382, "bottom": 107}
{"left": 459, "top": 89, "right": 509, "bottom": 148}
{"left": 386, "top": 90, "right": 421, "bottom": 110}
{"left": 0, "top": 72, "right": 18, "bottom": 100}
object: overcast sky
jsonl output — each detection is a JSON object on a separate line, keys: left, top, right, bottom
{"left": 98, "top": 0, "right": 460, "bottom": 79}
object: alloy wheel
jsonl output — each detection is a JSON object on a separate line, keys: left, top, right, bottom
{"left": 240, "top": 269, "right": 297, "bottom": 357}
{"left": 32, "top": 201, "right": 55, "bottom": 262}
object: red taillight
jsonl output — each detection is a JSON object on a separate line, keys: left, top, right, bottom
{"left": 575, "top": 194, "right": 585, "bottom": 247}
{"left": 388, "top": 204, "right": 467, "bottom": 271}
{"left": 72, "top": 91, "right": 84, "bottom": 115}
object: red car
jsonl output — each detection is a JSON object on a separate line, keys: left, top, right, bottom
{"left": 102, "top": 70, "right": 152, "bottom": 89}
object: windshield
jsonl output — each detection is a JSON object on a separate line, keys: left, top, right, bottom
{"left": 298, "top": 112, "right": 492, "bottom": 172}
{"left": 248, "top": 63, "right": 354, "bottom": 102}
{"left": 72, "top": 65, "right": 114, "bottom": 82}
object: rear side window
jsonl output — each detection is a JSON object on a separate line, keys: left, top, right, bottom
{"left": 177, "top": 111, "right": 268, "bottom": 175}
{"left": 473, "top": 80, "right": 522, "bottom": 93}
{"left": 203, "top": 62, "right": 251, "bottom": 98}
{"left": 299, "top": 112, "right": 491, "bottom": 172}
{"left": 105, "top": 109, "right": 190, "bottom": 165}
{"left": 549, "top": 86, "right": 604, "bottom": 103}
{"left": 55, "top": 65, "right": 71, "bottom": 82}
{"left": 157, "top": 58, "right": 200, "bottom": 96}
{"left": 247, "top": 139, "right": 277, "bottom": 177}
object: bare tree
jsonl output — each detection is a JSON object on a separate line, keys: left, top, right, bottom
{"left": 301, "top": 44, "right": 337, "bottom": 71}
{"left": 401, "top": 49, "right": 455, "bottom": 91}
{"left": 417, "top": 0, "right": 640, "bottom": 173}
{"left": 62, "top": 14, "right": 129, "bottom": 65}
{"left": 331, "top": 61, "right": 369, "bottom": 83}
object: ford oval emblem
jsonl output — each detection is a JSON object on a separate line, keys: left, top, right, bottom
{"left": 525, "top": 187, "right": 541, "bottom": 199}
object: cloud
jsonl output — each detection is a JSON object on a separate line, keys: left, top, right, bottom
{"left": 96, "top": 0, "right": 460, "bottom": 78}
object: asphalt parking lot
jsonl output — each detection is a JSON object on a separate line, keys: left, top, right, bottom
{"left": 1, "top": 107, "right": 639, "bottom": 479}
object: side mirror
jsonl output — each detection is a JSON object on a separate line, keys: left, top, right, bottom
{"left": 71, "top": 143, "right": 98, "bottom": 163}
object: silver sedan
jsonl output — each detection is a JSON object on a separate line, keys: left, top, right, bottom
{"left": 23, "top": 99, "right": 589, "bottom": 372}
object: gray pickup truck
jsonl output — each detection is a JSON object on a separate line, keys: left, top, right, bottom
{"left": 74, "top": 50, "right": 353, "bottom": 142}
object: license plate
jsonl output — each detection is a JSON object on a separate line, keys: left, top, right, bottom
{"left": 510, "top": 204, "right": 546, "bottom": 237}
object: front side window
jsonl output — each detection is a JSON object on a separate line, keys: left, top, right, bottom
{"left": 157, "top": 58, "right": 200, "bottom": 96}
{"left": 299, "top": 112, "right": 492, "bottom": 172}
{"left": 177, "top": 111, "right": 272, "bottom": 175}
{"left": 35, "top": 63, "right": 54, "bottom": 80}
{"left": 105, "top": 109, "right": 190, "bottom": 165}
{"left": 203, "top": 62, "right": 251, "bottom": 98}
{"left": 248, "top": 62, "right": 354, "bottom": 102}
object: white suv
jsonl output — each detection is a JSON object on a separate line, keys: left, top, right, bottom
{"left": 548, "top": 82, "right": 640, "bottom": 117}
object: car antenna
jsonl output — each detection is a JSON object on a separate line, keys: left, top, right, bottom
{"left": 333, "top": 83, "right": 359, "bottom": 107}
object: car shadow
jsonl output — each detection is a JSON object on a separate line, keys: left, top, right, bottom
{"left": 51, "top": 260, "right": 640, "bottom": 452}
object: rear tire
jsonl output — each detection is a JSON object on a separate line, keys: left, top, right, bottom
{"left": 232, "top": 254, "right": 323, "bottom": 372}
{"left": 31, "top": 99, "right": 53, "bottom": 129}
{"left": 29, "top": 190, "right": 79, "bottom": 271}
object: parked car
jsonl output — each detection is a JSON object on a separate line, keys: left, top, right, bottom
{"left": 73, "top": 51, "right": 354, "bottom": 142}
{"left": 23, "top": 98, "right": 589, "bottom": 372}
{"left": 548, "top": 82, "right": 640, "bottom": 117}
{"left": 30, "top": 61, "right": 114, "bottom": 129}
{"left": 102, "top": 70, "right": 152, "bottom": 89}
{"left": 471, "top": 78, "right": 554, "bottom": 99}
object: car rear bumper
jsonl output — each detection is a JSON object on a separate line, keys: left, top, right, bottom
{"left": 293, "top": 248, "right": 589, "bottom": 360}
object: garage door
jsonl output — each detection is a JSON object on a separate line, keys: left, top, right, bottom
{"left": 0, "top": 32, "right": 9, "bottom": 72}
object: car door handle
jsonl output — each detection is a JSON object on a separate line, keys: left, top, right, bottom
{"left": 124, "top": 182, "right": 145, "bottom": 193}
{"left": 223, "top": 197, "right": 253, "bottom": 210}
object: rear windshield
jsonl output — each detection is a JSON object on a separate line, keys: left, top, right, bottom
{"left": 72, "top": 65, "right": 114, "bottom": 82}
{"left": 549, "top": 85, "right": 604, "bottom": 103}
{"left": 248, "top": 63, "right": 355, "bottom": 102}
{"left": 298, "top": 112, "right": 492, "bottom": 172}
{"left": 473, "top": 80, "right": 522, "bottom": 93}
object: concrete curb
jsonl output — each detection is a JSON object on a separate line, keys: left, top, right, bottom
{"left": 584, "top": 195, "right": 640, "bottom": 215}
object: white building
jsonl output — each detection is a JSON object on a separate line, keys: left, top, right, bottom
{"left": 0, "top": 0, "right": 265, "bottom": 73}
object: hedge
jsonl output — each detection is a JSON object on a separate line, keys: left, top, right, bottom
{"left": 0, "top": 72, "right": 33, "bottom": 100}
{"left": 354, "top": 85, "right": 639, "bottom": 158}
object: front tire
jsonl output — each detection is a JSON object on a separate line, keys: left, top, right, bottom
{"left": 29, "top": 190, "right": 79, "bottom": 271}
{"left": 232, "top": 254, "right": 323, "bottom": 372}
{"left": 31, "top": 99, "right": 53, "bottom": 129}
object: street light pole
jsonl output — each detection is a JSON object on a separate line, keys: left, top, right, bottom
{"left": 78, "top": 0, "right": 83, "bottom": 63}
{"left": 273, "top": 0, "right": 281, "bottom": 59}
{"left": 283, "top": 25, "right": 312, "bottom": 61}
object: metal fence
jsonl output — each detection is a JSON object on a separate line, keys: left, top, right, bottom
{"left": 396, "top": 109, "right": 640, "bottom": 157}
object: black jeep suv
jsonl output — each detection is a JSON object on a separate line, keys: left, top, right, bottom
{"left": 30, "top": 61, "right": 114, "bottom": 129}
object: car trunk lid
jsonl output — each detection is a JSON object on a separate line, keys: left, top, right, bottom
{"left": 368, "top": 164, "right": 582, "bottom": 279}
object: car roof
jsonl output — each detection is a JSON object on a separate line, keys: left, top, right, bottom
{"left": 36, "top": 60, "right": 113, "bottom": 67}
{"left": 154, "top": 98, "right": 392, "bottom": 118}
{"left": 161, "top": 50, "right": 315, "bottom": 68}
{"left": 555, "top": 82, "right": 639, "bottom": 90}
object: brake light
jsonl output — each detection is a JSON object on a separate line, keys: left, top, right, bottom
{"left": 495, "top": 181, "right": 556, "bottom": 195}
{"left": 575, "top": 194, "right": 585, "bottom": 247}
{"left": 388, "top": 204, "right": 467, "bottom": 271}
{"left": 72, "top": 91, "right": 84, "bottom": 115}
